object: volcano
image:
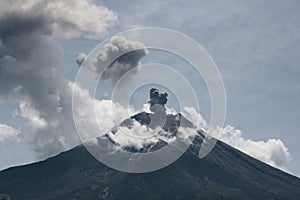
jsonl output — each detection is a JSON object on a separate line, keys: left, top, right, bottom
{"left": 0, "top": 88, "right": 299, "bottom": 200}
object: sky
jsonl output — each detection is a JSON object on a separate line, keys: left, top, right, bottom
{"left": 0, "top": 0, "right": 300, "bottom": 176}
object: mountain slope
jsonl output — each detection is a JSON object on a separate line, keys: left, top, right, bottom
{"left": 1, "top": 88, "right": 300, "bottom": 200}
{"left": 0, "top": 134, "right": 299, "bottom": 200}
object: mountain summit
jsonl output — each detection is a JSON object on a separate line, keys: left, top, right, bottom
{"left": 0, "top": 88, "right": 299, "bottom": 200}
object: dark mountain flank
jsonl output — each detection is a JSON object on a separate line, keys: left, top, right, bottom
{"left": 0, "top": 88, "right": 299, "bottom": 200}
{"left": 0, "top": 137, "right": 300, "bottom": 200}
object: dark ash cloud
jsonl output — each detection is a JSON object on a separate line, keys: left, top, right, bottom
{"left": 77, "top": 36, "right": 148, "bottom": 82}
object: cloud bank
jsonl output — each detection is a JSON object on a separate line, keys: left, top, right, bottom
{"left": 218, "top": 125, "right": 292, "bottom": 170}
{"left": 0, "top": 0, "right": 117, "bottom": 159}
{"left": 0, "top": 0, "right": 117, "bottom": 39}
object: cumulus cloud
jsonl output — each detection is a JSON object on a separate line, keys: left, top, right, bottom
{"left": 0, "top": 124, "right": 19, "bottom": 142}
{"left": 19, "top": 101, "right": 47, "bottom": 129}
{"left": 71, "top": 82, "right": 136, "bottom": 142}
{"left": 0, "top": 0, "right": 117, "bottom": 39}
{"left": 0, "top": 0, "right": 189, "bottom": 161}
{"left": 77, "top": 36, "right": 148, "bottom": 82}
{"left": 0, "top": 0, "right": 117, "bottom": 159}
{"left": 181, "top": 107, "right": 207, "bottom": 128}
{"left": 218, "top": 125, "right": 292, "bottom": 170}
{"left": 181, "top": 108, "right": 292, "bottom": 170}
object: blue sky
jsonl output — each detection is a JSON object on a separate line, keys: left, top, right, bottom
{"left": 91, "top": 0, "right": 300, "bottom": 175}
{"left": 0, "top": 0, "right": 300, "bottom": 176}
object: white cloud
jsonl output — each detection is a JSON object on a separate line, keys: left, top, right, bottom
{"left": 0, "top": 124, "right": 19, "bottom": 142}
{"left": 108, "top": 121, "right": 161, "bottom": 149}
{"left": 19, "top": 101, "right": 48, "bottom": 129}
{"left": 47, "top": 0, "right": 117, "bottom": 39}
{"left": 95, "top": 103, "right": 291, "bottom": 171}
{"left": 182, "top": 107, "right": 207, "bottom": 128}
{"left": 0, "top": 0, "right": 118, "bottom": 159}
{"left": 71, "top": 82, "right": 136, "bottom": 143}
{"left": 183, "top": 108, "right": 292, "bottom": 171}
{"left": 218, "top": 125, "right": 292, "bottom": 170}
{"left": 106, "top": 121, "right": 196, "bottom": 151}
{"left": 0, "top": 0, "right": 117, "bottom": 39}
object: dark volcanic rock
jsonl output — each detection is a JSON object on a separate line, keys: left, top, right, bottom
{"left": 0, "top": 88, "right": 299, "bottom": 199}
{"left": 0, "top": 136, "right": 300, "bottom": 200}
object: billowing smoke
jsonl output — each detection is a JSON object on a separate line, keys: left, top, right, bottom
{"left": 76, "top": 36, "right": 148, "bottom": 82}
{"left": 0, "top": 0, "right": 117, "bottom": 159}
{"left": 75, "top": 53, "right": 87, "bottom": 66}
